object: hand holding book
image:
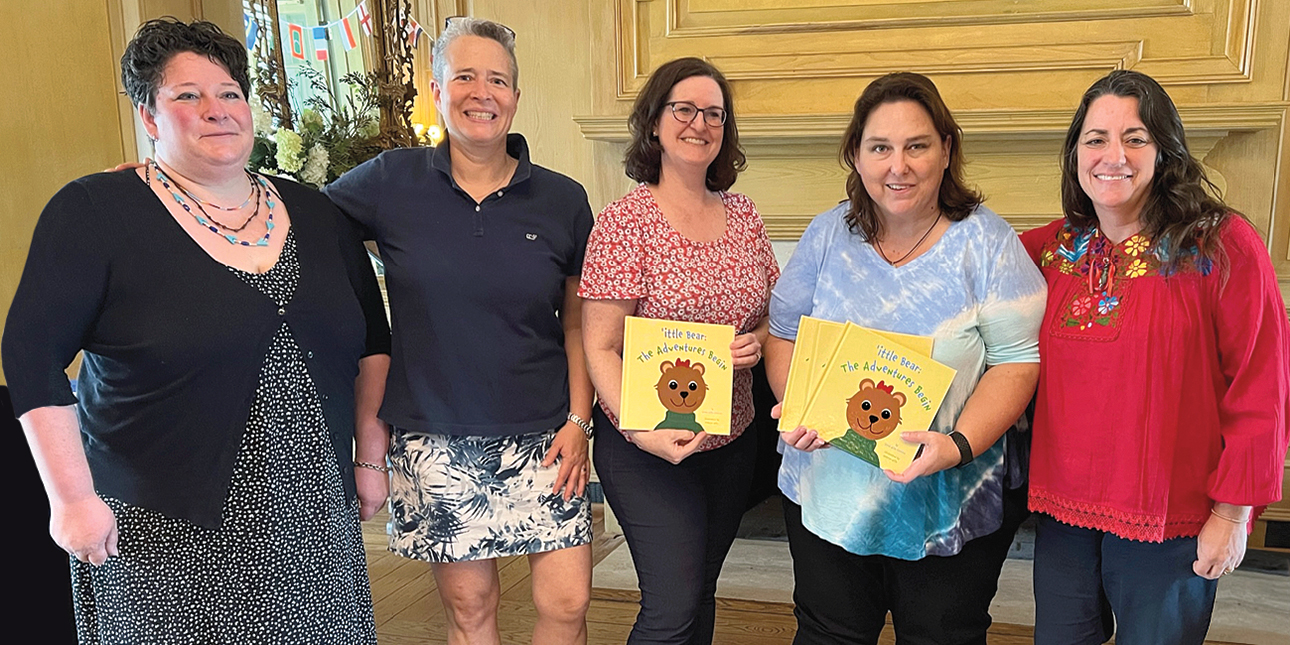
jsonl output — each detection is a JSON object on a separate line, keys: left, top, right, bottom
{"left": 882, "top": 431, "right": 962, "bottom": 483}
{"left": 770, "top": 401, "right": 829, "bottom": 451}
{"left": 625, "top": 429, "right": 710, "bottom": 465}
{"left": 730, "top": 332, "right": 763, "bottom": 369}
{"left": 777, "top": 316, "right": 957, "bottom": 474}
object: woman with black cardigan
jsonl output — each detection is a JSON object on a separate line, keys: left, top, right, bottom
{"left": 2, "top": 19, "right": 389, "bottom": 643}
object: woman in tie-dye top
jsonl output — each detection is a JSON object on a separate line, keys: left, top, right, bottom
{"left": 764, "top": 72, "right": 1046, "bottom": 644}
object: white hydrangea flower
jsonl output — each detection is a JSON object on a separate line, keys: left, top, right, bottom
{"left": 250, "top": 98, "right": 273, "bottom": 136}
{"left": 274, "top": 129, "right": 305, "bottom": 173}
{"left": 300, "top": 143, "right": 329, "bottom": 187}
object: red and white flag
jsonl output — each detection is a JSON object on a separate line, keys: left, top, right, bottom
{"left": 341, "top": 16, "right": 358, "bottom": 50}
{"left": 312, "top": 26, "right": 328, "bottom": 61}
{"left": 288, "top": 23, "right": 306, "bottom": 60}
{"left": 405, "top": 17, "right": 425, "bottom": 49}
{"left": 357, "top": 2, "right": 373, "bottom": 37}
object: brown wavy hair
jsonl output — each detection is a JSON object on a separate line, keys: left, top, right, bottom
{"left": 839, "top": 72, "right": 981, "bottom": 240}
{"left": 624, "top": 57, "right": 745, "bottom": 191}
{"left": 1060, "top": 70, "right": 1232, "bottom": 270}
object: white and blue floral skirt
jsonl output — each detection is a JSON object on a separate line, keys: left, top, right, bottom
{"left": 388, "top": 428, "right": 593, "bottom": 563}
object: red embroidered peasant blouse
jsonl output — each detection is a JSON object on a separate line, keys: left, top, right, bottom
{"left": 579, "top": 184, "right": 780, "bottom": 450}
{"left": 1020, "top": 217, "right": 1289, "bottom": 542}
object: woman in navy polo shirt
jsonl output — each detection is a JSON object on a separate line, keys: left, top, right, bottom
{"left": 324, "top": 17, "right": 596, "bottom": 645}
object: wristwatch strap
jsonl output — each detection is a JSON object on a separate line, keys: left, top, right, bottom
{"left": 949, "top": 431, "right": 974, "bottom": 468}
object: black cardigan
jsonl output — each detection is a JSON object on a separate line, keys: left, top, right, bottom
{"left": 2, "top": 172, "right": 391, "bottom": 529}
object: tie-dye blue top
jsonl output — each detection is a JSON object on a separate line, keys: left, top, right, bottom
{"left": 771, "top": 203, "right": 1045, "bottom": 560}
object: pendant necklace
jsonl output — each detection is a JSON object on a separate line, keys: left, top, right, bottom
{"left": 876, "top": 211, "right": 942, "bottom": 266}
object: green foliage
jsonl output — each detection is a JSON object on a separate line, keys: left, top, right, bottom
{"left": 251, "top": 67, "right": 385, "bottom": 186}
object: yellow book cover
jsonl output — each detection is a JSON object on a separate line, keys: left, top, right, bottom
{"left": 777, "top": 315, "right": 820, "bottom": 431}
{"left": 619, "top": 317, "right": 736, "bottom": 435}
{"left": 799, "top": 322, "right": 956, "bottom": 473}
{"left": 779, "top": 317, "right": 934, "bottom": 432}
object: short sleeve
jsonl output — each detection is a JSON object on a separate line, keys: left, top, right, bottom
{"left": 1020, "top": 218, "right": 1063, "bottom": 266}
{"left": 1206, "top": 217, "right": 1290, "bottom": 506}
{"left": 768, "top": 209, "right": 834, "bottom": 340}
{"left": 322, "top": 153, "right": 386, "bottom": 238}
{"left": 566, "top": 184, "right": 594, "bottom": 277}
{"left": 748, "top": 197, "right": 782, "bottom": 293}
{"left": 2, "top": 179, "right": 113, "bottom": 417}
{"left": 328, "top": 197, "right": 391, "bottom": 357}
{"left": 977, "top": 218, "right": 1046, "bottom": 366}
{"left": 578, "top": 197, "right": 646, "bottom": 300}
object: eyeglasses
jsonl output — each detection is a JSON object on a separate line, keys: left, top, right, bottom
{"left": 444, "top": 16, "right": 516, "bottom": 40}
{"left": 665, "top": 101, "right": 727, "bottom": 128}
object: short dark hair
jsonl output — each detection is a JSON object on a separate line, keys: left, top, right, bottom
{"left": 624, "top": 57, "right": 745, "bottom": 192}
{"left": 1060, "top": 69, "right": 1232, "bottom": 269}
{"left": 121, "top": 18, "right": 250, "bottom": 113}
{"left": 838, "top": 72, "right": 981, "bottom": 240}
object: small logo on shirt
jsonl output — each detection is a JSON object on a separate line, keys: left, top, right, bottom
{"left": 525, "top": 233, "right": 538, "bottom": 241}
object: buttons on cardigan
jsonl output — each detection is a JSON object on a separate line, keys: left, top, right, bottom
{"left": 475, "top": 205, "right": 481, "bottom": 212}
{"left": 497, "top": 190, "right": 504, "bottom": 197}
{"left": 278, "top": 307, "right": 286, "bottom": 316}
{"left": 306, "top": 350, "right": 314, "bottom": 359}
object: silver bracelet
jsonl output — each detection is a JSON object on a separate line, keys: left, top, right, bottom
{"left": 354, "top": 460, "right": 390, "bottom": 474}
{"left": 567, "top": 412, "right": 594, "bottom": 439}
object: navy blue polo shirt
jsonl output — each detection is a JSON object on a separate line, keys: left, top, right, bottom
{"left": 324, "top": 134, "right": 593, "bottom": 436}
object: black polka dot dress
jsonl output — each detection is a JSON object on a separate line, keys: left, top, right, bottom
{"left": 70, "top": 230, "right": 377, "bottom": 644}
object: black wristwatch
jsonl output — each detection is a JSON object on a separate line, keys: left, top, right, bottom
{"left": 948, "top": 431, "right": 974, "bottom": 468}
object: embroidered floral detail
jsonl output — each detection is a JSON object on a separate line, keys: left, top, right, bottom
{"left": 1070, "top": 295, "right": 1093, "bottom": 317}
{"left": 1123, "top": 235, "right": 1149, "bottom": 256}
{"left": 1124, "top": 258, "right": 1149, "bottom": 278}
{"left": 1097, "top": 296, "right": 1119, "bottom": 315}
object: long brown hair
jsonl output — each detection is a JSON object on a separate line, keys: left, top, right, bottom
{"left": 839, "top": 72, "right": 981, "bottom": 240}
{"left": 1060, "top": 70, "right": 1232, "bottom": 270}
{"left": 624, "top": 57, "right": 745, "bottom": 192}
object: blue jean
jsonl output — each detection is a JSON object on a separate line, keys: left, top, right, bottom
{"left": 1033, "top": 514, "right": 1218, "bottom": 645}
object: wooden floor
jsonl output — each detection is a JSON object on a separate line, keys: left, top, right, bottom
{"left": 364, "top": 505, "right": 1037, "bottom": 644}
{"left": 363, "top": 506, "right": 1241, "bottom": 645}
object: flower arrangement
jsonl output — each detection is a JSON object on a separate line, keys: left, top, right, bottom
{"left": 249, "top": 67, "right": 385, "bottom": 187}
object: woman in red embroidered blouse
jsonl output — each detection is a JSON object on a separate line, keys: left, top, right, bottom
{"left": 1019, "top": 70, "right": 1289, "bottom": 644}
{"left": 580, "top": 58, "right": 779, "bottom": 644}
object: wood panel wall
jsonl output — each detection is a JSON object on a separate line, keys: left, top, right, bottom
{"left": 3, "top": 1, "right": 1286, "bottom": 521}
{"left": 564, "top": 0, "right": 1290, "bottom": 524}
{"left": 0, "top": 0, "right": 236, "bottom": 387}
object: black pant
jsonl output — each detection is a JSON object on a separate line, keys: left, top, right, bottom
{"left": 592, "top": 407, "right": 757, "bottom": 645}
{"left": 784, "top": 484, "right": 1028, "bottom": 645}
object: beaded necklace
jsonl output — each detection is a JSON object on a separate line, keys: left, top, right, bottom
{"left": 180, "top": 173, "right": 256, "bottom": 212}
{"left": 162, "top": 168, "right": 261, "bottom": 234}
{"left": 151, "top": 161, "right": 275, "bottom": 247}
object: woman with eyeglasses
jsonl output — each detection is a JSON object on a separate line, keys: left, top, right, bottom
{"left": 324, "top": 16, "right": 596, "bottom": 645}
{"left": 581, "top": 57, "right": 780, "bottom": 644}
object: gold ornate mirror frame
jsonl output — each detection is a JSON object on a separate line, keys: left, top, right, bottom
{"left": 246, "top": 0, "right": 418, "bottom": 149}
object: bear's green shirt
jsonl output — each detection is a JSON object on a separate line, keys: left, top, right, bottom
{"left": 655, "top": 410, "right": 705, "bottom": 434}
{"left": 829, "top": 430, "right": 880, "bottom": 468}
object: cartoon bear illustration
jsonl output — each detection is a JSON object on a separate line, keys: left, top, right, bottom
{"left": 653, "top": 359, "right": 708, "bottom": 433}
{"left": 837, "top": 379, "right": 907, "bottom": 467}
